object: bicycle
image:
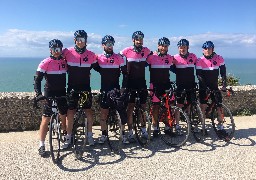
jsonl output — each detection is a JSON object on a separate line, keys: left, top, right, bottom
{"left": 127, "top": 89, "right": 151, "bottom": 147}
{"left": 204, "top": 87, "right": 235, "bottom": 142}
{"left": 150, "top": 87, "right": 190, "bottom": 147}
{"left": 179, "top": 85, "right": 205, "bottom": 142}
{"left": 68, "top": 90, "right": 95, "bottom": 159}
{"left": 99, "top": 90, "right": 126, "bottom": 154}
{"left": 34, "top": 95, "right": 66, "bottom": 164}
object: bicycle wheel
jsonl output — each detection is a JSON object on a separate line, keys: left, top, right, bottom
{"left": 49, "top": 114, "right": 61, "bottom": 163}
{"left": 133, "top": 108, "right": 150, "bottom": 147}
{"left": 72, "top": 110, "right": 87, "bottom": 159}
{"left": 159, "top": 106, "right": 190, "bottom": 147}
{"left": 190, "top": 102, "right": 205, "bottom": 142}
{"left": 106, "top": 109, "right": 122, "bottom": 154}
{"left": 211, "top": 104, "right": 235, "bottom": 142}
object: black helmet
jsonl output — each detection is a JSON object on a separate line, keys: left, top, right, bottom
{"left": 101, "top": 35, "right": 115, "bottom": 45}
{"left": 74, "top": 30, "right": 87, "bottom": 39}
{"left": 132, "top": 31, "right": 144, "bottom": 39}
{"left": 158, "top": 37, "right": 170, "bottom": 46}
{"left": 49, "top": 39, "right": 63, "bottom": 48}
{"left": 202, "top": 41, "right": 214, "bottom": 49}
{"left": 177, "top": 39, "right": 189, "bottom": 47}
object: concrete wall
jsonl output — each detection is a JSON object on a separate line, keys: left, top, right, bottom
{"left": 0, "top": 86, "right": 256, "bottom": 132}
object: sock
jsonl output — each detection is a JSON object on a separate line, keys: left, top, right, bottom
{"left": 39, "top": 141, "right": 45, "bottom": 147}
{"left": 87, "top": 132, "right": 93, "bottom": 137}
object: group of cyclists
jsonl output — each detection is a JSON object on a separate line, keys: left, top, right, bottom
{"left": 34, "top": 30, "right": 227, "bottom": 157}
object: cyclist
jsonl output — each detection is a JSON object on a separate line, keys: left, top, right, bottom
{"left": 34, "top": 39, "right": 68, "bottom": 156}
{"left": 147, "top": 37, "right": 175, "bottom": 137}
{"left": 62, "top": 30, "right": 97, "bottom": 148}
{"left": 173, "top": 39, "right": 198, "bottom": 134}
{"left": 120, "top": 31, "right": 152, "bottom": 142}
{"left": 196, "top": 41, "right": 227, "bottom": 133}
{"left": 94, "top": 35, "right": 129, "bottom": 144}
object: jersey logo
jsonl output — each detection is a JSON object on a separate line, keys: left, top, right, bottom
{"left": 62, "top": 64, "right": 66, "bottom": 68}
{"left": 165, "top": 59, "right": 169, "bottom": 64}
{"left": 213, "top": 61, "right": 217, "bottom": 65}
{"left": 141, "top": 52, "right": 144, "bottom": 57}
{"left": 189, "top": 59, "right": 193, "bottom": 63}
{"left": 110, "top": 59, "right": 115, "bottom": 63}
{"left": 83, "top": 56, "right": 88, "bottom": 62}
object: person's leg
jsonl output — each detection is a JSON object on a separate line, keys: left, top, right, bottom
{"left": 98, "top": 108, "right": 109, "bottom": 144}
{"left": 38, "top": 115, "right": 50, "bottom": 156}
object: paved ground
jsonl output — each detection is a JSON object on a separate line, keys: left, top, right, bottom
{"left": 0, "top": 115, "right": 256, "bottom": 180}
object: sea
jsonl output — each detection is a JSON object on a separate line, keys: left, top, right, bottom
{"left": 0, "top": 57, "right": 255, "bottom": 92}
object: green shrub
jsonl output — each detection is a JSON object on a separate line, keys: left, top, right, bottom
{"left": 237, "top": 108, "right": 253, "bottom": 116}
{"left": 218, "top": 73, "right": 240, "bottom": 86}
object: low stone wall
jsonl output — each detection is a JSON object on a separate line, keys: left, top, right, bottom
{"left": 0, "top": 86, "right": 256, "bottom": 132}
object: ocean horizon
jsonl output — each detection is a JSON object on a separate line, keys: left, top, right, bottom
{"left": 0, "top": 57, "right": 255, "bottom": 92}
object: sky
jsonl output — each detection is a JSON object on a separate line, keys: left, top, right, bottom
{"left": 0, "top": 0, "right": 256, "bottom": 58}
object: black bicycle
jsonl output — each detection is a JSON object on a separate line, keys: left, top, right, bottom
{"left": 179, "top": 86, "right": 205, "bottom": 142}
{"left": 68, "top": 90, "right": 92, "bottom": 159}
{"left": 127, "top": 89, "right": 151, "bottom": 147}
{"left": 100, "top": 90, "right": 126, "bottom": 154}
{"left": 34, "top": 95, "right": 66, "bottom": 164}
{"left": 205, "top": 88, "right": 235, "bottom": 142}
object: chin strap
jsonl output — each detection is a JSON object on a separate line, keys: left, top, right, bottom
{"left": 50, "top": 55, "right": 63, "bottom": 60}
{"left": 180, "top": 53, "right": 189, "bottom": 59}
{"left": 133, "top": 45, "right": 143, "bottom": 53}
{"left": 74, "top": 45, "right": 86, "bottom": 54}
{"left": 204, "top": 52, "right": 216, "bottom": 59}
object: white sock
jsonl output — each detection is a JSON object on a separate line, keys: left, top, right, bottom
{"left": 87, "top": 132, "right": 93, "bottom": 137}
{"left": 39, "top": 141, "right": 45, "bottom": 147}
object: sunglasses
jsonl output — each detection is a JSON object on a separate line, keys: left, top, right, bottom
{"left": 76, "top": 37, "right": 86, "bottom": 43}
{"left": 51, "top": 47, "right": 62, "bottom": 53}
{"left": 105, "top": 42, "right": 114, "bottom": 47}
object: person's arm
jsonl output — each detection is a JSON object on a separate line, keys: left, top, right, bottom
{"left": 34, "top": 71, "right": 44, "bottom": 96}
{"left": 220, "top": 64, "right": 227, "bottom": 90}
{"left": 170, "top": 64, "right": 176, "bottom": 74}
{"left": 92, "top": 61, "right": 101, "bottom": 73}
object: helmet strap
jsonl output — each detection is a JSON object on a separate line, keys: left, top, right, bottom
{"left": 157, "top": 49, "right": 168, "bottom": 57}
{"left": 133, "top": 43, "right": 143, "bottom": 53}
{"left": 180, "top": 52, "right": 189, "bottom": 59}
{"left": 50, "top": 54, "right": 63, "bottom": 60}
{"left": 204, "top": 52, "right": 216, "bottom": 59}
{"left": 75, "top": 45, "right": 86, "bottom": 54}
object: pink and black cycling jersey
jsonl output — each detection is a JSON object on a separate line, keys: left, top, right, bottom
{"left": 34, "top": 57, "right": 67, "bottom": 94}
{"left": 147, "top": 52, "right": 174, "bottom": 87}
{"left": 63, "top": 47, "right": 97, "bottom": 91}
{"left": 120, "top": 46, "right": 151, "bottom": 89}
{"left": 196, "top": 54, "right": 226, "bottom": 89}
{"left": 95, "top": 53, "right": 126, "bottom": 91}
{"left": 173, "top": 53, "right": 197, "bottom": 89}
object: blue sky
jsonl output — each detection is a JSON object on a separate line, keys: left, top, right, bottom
{"left": 0, "top": 0, "right": 256, "bottom": 58}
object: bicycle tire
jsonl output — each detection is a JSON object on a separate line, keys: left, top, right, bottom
{"left": 49, "top": 114, "right": 61, "bottom": 164}
{"left": 159, "top": 106, "right": 190, "bottom": 147}
{"left": 106, "top": 109, "right": 122, "bottom": 154}
{"left": 72, "top": 110, "right": 87, "bottom": 159}
{"left": 211, "top": 103, "right": 235, "bottom": 142}
{"left": 190, "top": 102, "right": 205, "bottom": 142}
{"left": 133, "top": 108, "right": 150, "bottom": 147}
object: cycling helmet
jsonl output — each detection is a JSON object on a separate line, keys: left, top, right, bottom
{"left": 158, "top": 37, "right": 170, "bottom": 46}
{"left": 132, "top": 31, "right": 144, "bottom": 39}
{"left": 49, "top": 39, "right": 63, "bottom": 48}
{"left": 74, "top": 30, "right": 87, "bottom": 39}
{"left": 101, "top": 35, "right": 115, "bottom": 44}
{"left": 177, "top": 39, "right": 189, "bottom": 47}
{"left": 202, "top": 41, "right": 214, "bottom": 49}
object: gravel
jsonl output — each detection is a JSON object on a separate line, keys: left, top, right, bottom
{"left": 0, "top": 115, "right": 256, "bottom": 180}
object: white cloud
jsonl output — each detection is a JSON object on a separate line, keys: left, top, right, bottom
{"left": 0, "top": 29, "right": 255, "bottom": 58}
